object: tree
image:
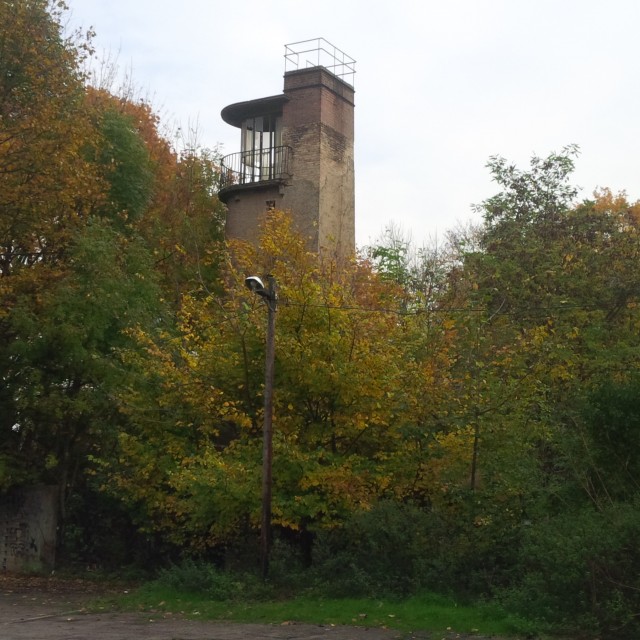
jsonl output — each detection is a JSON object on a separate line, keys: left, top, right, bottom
{"left": 0, "top": 3, "right": 226, "bottom": 563}
{"left": 364, "top": 222, "right": 477, "bottom": 310}
{"left": 1, "top": 0, "right": 107, "bottom": 494}
{"left": 0, "top": 220, "right": 163, "bottom": 510}
{"left": 0, "top": 0, "right": 103, "bottom": 278}
{"left": 101, "top": 211, "right": 464, "bottom": 554}
{"left": 85, "top": 87, "right": 226, "bottom": 304}
{"left": 447, "top": 149, "right": 640, "bottom": 615}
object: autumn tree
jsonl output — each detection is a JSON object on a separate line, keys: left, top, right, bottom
{"left": 100, "top": 212, "right": 460, "bottom": 558}
{"left": 0, "top": 3, "right": 225, "bottom": 562}
{"left": 451, "top": 149, "right": 640, "bottom": 632}
{"left": 85, "top": 87, "right": 226, "bottom": 303}
{"left": 364, "top": 222, "right": 478, "bottom": 310}
{"left": 0, "top": 0, "right": 103, "bottom": 278}
{"left": 1, "top": 0, "right": 103, "bottom": 488}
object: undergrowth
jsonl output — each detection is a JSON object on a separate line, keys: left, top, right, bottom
{"left": 107, "top": 561, "right": 538, "bottom": 638}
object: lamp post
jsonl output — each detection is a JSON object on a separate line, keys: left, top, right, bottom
{"left": 244, "top": 274, "right": 277, "bottom": 580}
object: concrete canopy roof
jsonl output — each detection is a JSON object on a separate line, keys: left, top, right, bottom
{"left": 221, "top": 94, "right": 289, "bottom": 128}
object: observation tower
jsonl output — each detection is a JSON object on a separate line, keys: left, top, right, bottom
{"left": 219, "top": 39, "right": 356, "bottom": 259}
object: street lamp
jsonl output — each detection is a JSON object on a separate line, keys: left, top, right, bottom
{"left": 244, "top": 274, "right": 277, "bottom": 579}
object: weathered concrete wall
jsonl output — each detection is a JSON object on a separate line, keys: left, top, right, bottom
{"left": 1, "top": 486, "right": 58, "bottom": 572}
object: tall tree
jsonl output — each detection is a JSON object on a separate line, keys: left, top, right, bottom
{"left": 1, "top": 0, "right": 105, "bottom": 492}
{"left": 460, "top": 149, "right": 640, "bottom": 516}
{"left": 0, "top": 3, "right": 225, "bottom": 554}
{"left": 103, "top": 211, "right": 461, "bottom": 551}
{"left": 0, "top": 0, "right": 103, "bottom": 278}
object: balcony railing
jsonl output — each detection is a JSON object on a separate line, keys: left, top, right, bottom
{"left": 220, "top": 146, "right": 291, "bottom": 191}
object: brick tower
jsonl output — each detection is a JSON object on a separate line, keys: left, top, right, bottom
{"left": 219, "top": 39, "right": 355, "bottom": 259}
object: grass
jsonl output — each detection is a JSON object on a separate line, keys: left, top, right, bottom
{"left": 99, "top": 584, "right": 538, "bottom": 638}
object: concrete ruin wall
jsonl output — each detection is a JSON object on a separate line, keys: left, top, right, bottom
{"left": 1, "top": 485, "right": 58, "bottom": 572}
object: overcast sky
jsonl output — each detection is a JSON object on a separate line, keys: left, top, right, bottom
{"left": 68, "top": 0, "right": 640, "bottom": 248}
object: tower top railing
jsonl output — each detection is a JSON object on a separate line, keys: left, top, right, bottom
{"left": 284, "top": 38, "right": 356, "bottom": 88}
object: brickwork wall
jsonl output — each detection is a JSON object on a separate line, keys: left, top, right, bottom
{"left": 224, "top": 184, "right": 283, "bottom": 245}
{"left": 281, "top": 68, "right": 355, "bottom": 257}
{"left": 280, "top": 118, "right": 321, "bottom": 249}
{"left": 318, "top": 122, "right": 355, "bottom": 258}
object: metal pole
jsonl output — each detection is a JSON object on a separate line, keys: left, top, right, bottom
{"left": 260, "top": 275, "right": 276, "bottom": 580}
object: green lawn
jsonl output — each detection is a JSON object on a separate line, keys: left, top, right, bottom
{"left": 105, "top": 586, "right": 537, "bottom": 638}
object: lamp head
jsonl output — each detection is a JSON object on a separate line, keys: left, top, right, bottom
{"left": 245, "top": 276, "right": 266, "bottom": 293}
{"left": 245, "top": 275, "right": 274, "bottom": 301}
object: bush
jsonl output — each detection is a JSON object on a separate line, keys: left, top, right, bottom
{"left": 154, "top": 559, "right": 269, "bottom": 601}
{"left": 501, "top": 501, "right": 640, "bottom": 639}
{"left": 309, "top": 501, "right": 434, "bottom": 597}
{"left": 265, "top": 535, "right": 315, "bottom": 594}
{"left": 304, "top": 498, "right": 523, "bottom": 599}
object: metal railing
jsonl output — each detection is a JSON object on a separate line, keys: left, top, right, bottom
{"left": 284, "top": 38, "right": 356, "bottom": 87}
{"left": 220, "top": 146, "right": 291, "bottom": 191}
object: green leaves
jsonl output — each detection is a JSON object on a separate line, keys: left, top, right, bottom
{"left": 582, "top": 376, "right": 640, "bottom": 500}
{"left": 0, "top": 218, "right": 163, "bottom": 490}
{"left": 96, "top": 107, "right": 154, "bottom": 224}
{"left": 478, "top": 144, "right": 580, "bottom": 229}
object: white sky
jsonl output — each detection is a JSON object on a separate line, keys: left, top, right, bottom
{"left": 67, "top": 0, "right": 640, "bottom": 249}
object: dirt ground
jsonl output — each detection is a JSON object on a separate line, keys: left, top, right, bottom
{"left": 0, "top": 573, "right": 499, "bottom": 640}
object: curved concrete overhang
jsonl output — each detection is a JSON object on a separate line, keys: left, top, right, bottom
{"left": 219, "top": 179, "right": 284, "bottom": 204}
{"left": 221, "top": 94, "right": 289, "bottom": 128}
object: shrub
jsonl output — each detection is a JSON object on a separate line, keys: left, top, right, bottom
{"left": 501, "top": 501, "right": 640, "bottom": 639}
{"left": 154, "top": 559, "right": 268, "bottom": 601}
{"left": 309, "top": 501, "right": 433, "bottom": 597}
